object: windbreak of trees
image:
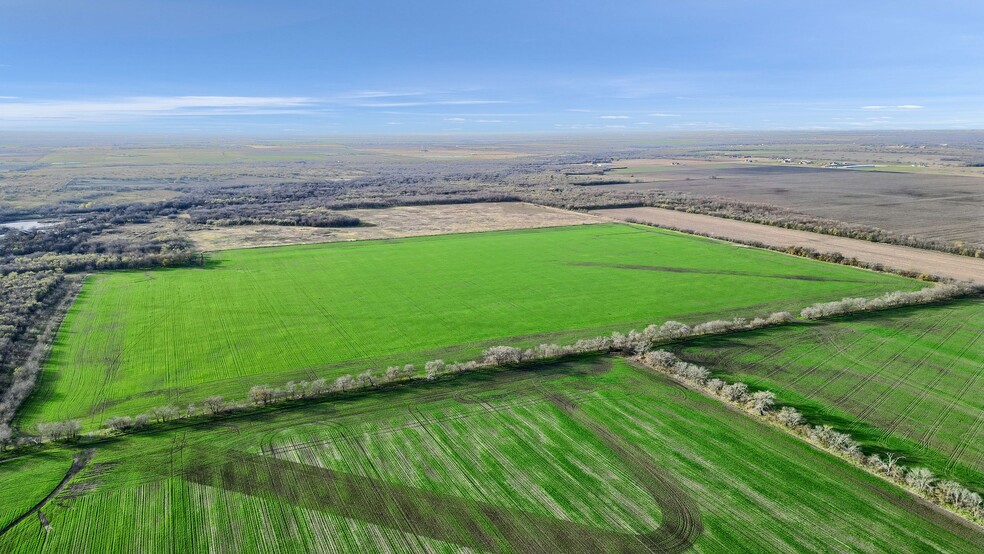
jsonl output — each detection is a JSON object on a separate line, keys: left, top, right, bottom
{"left": 1, "top": 250, "right": 201, "bottom": 275}
{"left": 640, "top": 350, "right": 984, "bottom": 523}
{"left": 0, "top": 271, "right": 63, "bottom": 365}
{"left": 188, "top": 206, "right": 361, "bottom": 228}
{"left": 45, "top": 310, "right": 795, "bottom": 450}
{"left": 0, "top": 211, "right": 198, "bottom": 275}
{"left": 0, "top": 272, "right": 76, "bottom": 440}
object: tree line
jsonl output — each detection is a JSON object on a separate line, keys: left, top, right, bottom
{"left": 7, "top": 309, "right": 797, "bottom": 450}
{"left": 0, "top": 273, "right": 79, "bottom": 443}
{"left": 799, "top": 283, "right": 981, "bottom": 319}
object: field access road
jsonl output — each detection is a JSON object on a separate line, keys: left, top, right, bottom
{"left": 593, "top": 207, "right": 984, "bottom": 282}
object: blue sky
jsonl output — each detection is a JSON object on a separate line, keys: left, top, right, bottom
{"left": 1, "top": 0, "right": 982, "bottom": 133}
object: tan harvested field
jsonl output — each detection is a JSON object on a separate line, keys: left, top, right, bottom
{"left": 604, "top": 161, "right": 984, "bottom": 246}
{"left": 594, "top": 206, "right": 984, "bottom": 282}
{"left": 103, "top": 202, "right": 602, "bottom": 251}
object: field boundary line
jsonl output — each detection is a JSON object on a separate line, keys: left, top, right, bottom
{"left": 0, "top": 449, "right": 92, "bottom": 538}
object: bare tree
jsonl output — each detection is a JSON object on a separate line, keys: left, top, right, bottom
{"left": 334, "top": 374, "right": 354, "bottom": 391}
{"left": 721, "top": 382, "right": 749, "bottom": 403}
{"left": 309, "top": 378, "right": 328, "bottom": 396}
{"left": 483, "top": 346, "right": 523, "bottom": 365}
{"left": 0, "top": 423, "right": 11, "bottom": 450}
{"left": 248, "top": 385, "right": 275, "bottom": 406}
{"left": 385, "top": 366, "right": 402, "bottom": 382}
{"left": 151, "top": 405, "right": 179, "bottom": 422}
{"left": 357, "top": 369, "right": 375, "bottom": 388}
{"left": 203, "top": 396, "right": 224, "bottom": 414}
{"left": 776, "top": 406, "right": 804, "bottom": 427}
{"left": 105, "top": 416, "right": 134, "bottom": 433}
{"left": 749, "top": 391, "right": 776, "bottom": 414}
{"left": 884, "top": 453, "right": 905, "bottom": 478}
{"left": 425, "top": 359, "right": 446, "bottom": 380}
{"left": 905, "top": 467, "right": 936, "bottom": 493}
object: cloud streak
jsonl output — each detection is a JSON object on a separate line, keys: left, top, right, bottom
{"left": 0, "top": 93, "right": 518, "bottom": 124}
{"left": 0, "top": 96, "right": 316, "bottom": 121}
{"left": 860, "top": 104, "right": 924, "bottom": 110}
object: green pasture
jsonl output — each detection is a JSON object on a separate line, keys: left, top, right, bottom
{"left": 22, "top": 223, "right": 918, "bottom": 426}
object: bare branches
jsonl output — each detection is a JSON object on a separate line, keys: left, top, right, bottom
{"left": 800, "top": 283, "right": 981, "bottom": 319}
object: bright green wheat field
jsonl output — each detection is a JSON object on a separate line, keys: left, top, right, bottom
{"left": 675, "top": 297, "right": 984, "bottom": 492}
{"left": 2, "top": 358, "right": 981, "bottom": 552}
{"left": 23, "top": 223, "right": 919, "bottom": 426}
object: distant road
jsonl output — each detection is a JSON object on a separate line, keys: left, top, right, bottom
{"left": 593, "top": 207, "right": 984, "bottom": 283}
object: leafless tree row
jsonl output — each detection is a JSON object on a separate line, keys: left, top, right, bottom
{"left": 0, "top": 271, "right": 75, "bottom": 443}
{"left": 800, "top": 283, "right": 982, "bottom": 319}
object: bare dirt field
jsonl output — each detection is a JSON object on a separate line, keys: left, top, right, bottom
{"left": 604, "top": 162, "right": 984, "bottom": 246}
{"left": 594, "top": 206, "right": 984, "bottom": 282}
{"left": 105, "top": 202, "right": 601, "bottom": 251}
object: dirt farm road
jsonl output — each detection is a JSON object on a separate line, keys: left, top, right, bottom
{"left": 593, "top": 207, "right": 984, "bottom": 283}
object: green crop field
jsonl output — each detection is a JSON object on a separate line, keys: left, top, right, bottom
{"left": 674, "top": 298, "right": 984, "bottom": 491}
{"left": 22, "top": 223, "right": 919, "bottom": 427}
{"left": 2, "top": 358, "right": 980, "bottom": 552}
{"left": 0, "top": 452, "right": 74, "bottom": 532}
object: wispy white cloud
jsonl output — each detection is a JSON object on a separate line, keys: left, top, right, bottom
{"left": 648, "top": 112, "right": 680, "bottom": 117}
{"left": 0, "top": 96, "right": 316, "bottom": 121}
{"left": 668, "top": 121, "right": 731, "bottom": 129}
{"left": 352, "top": 99, "right": 513, "bottom": 108}
{"left": 600, "top": 115, "right": 630, "bottom": 119}
{"left": 444, "top": 117, "right": 466, "bottom": 121}
{"left": 342, "top": 90, "right": 426, "bottom": 99}
{"left": 861, "top": 104, "right": 924, "bottom": 110}
{"left": 0, "top": 92, "right": 520, "bottom": 125}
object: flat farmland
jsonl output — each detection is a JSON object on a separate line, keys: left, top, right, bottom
{"left": 0, "top": 452, "right": 74, "bottom": 533}
{"left": 2, "top": 359, "right": 980, "bottom": 552}
{"left": 675, "top": 298, "right": 984, "bottom": 490}
{"left": 604, "top": 162, "right": 984, "bottom": 246}
{"left": 21, "top": 223, "right": 920, "bottom": 427}
{"left": 594, "top": 206, "right": 984, "bottom": 282}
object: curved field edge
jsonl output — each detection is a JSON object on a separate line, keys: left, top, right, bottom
{"left": 1, "top": 358, "right": 981, "bottom": 552}
{"left": 673, "top": 297, "right": 984, "bottom": 492}
{"left": 0, "top": 450, "right": 75, "bottom": 531}
{"left": 20, "top": 223, "right": 919, "bottom": 427}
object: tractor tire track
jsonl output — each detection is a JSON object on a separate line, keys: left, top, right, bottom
{"left": 848, "top": 316, "right": 964, "bottom": 432}
{"left": 920, "top": 328, "right": 984, "bottom": 449}
{"left": 829, "top": 313, "right": 948, "bottom": 412}
{"left": 881, "top": 321, "right": 983, "bottom": 442}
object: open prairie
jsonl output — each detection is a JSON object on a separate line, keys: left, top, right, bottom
{"left": 2, "top": 358, "right": 981, "bottom": 553}
{"left": 674, "top": 298, "right": 984, "bottom": 491}
{"left": 20, "top": 223, "right": 919, "bottom": 427}
{"left": 603, "top": 162, "right": 984, "bottom": 246}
